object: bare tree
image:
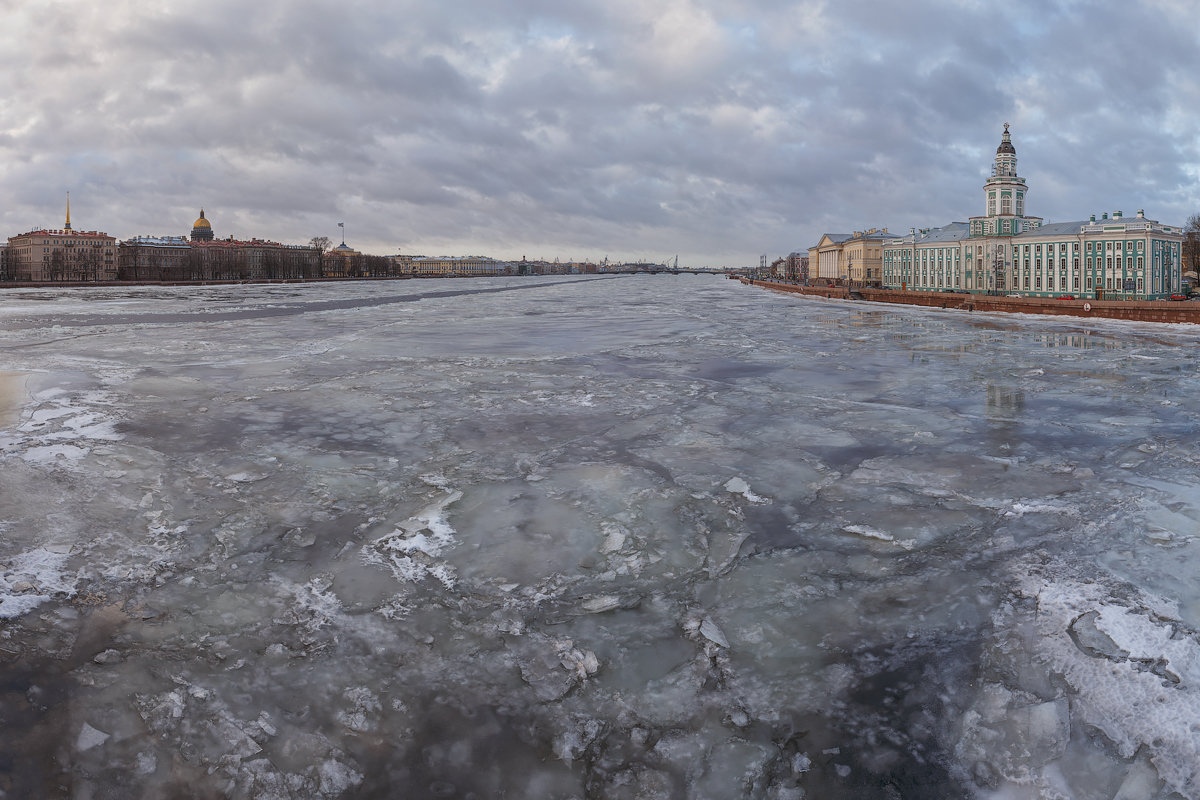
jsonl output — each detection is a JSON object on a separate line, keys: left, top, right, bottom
{"left": 310, "top": 236, "right": 332, "bottom": 253}
{"left": 49, "top": 248, "right": 65, "bottom": 281}
{"left": 78, "top": 246, "right": 102, "bottom": 281}
{"left": 262, "top": 249, "right": 281, "bottom": 280}
{"left": 1183, "top": 214, "right": 1200, "bottom": 290}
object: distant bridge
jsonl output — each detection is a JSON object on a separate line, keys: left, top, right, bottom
{"left": 602, "top": 267, "right": 725, "bottom": 276}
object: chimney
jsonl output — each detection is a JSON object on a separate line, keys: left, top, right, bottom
{"left": 1102, "top": 212, "right": 1108, "bottom": 220}
{"left": 1137, "top": 209, "right": 1144, "bottom": 218}
{"left": 1090, "top": 214, "right": 1095, "bottom": 223}
{"left": 1114, "top": 210, "right": 1122, "bottom": 219}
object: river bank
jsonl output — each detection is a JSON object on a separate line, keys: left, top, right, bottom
{"left": 743, "top": 278, "right": 1200, "bottom": 324}
{"left": 0, "top": 275, "right": 415, "bottom": 290}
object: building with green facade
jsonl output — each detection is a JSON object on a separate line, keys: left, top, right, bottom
{"left": 881, "top": 125, "right": 1183, "bottom": 299}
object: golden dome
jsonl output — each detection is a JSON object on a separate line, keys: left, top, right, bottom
{"left": 193, "top": 209, "right": 211, "bottom": 228}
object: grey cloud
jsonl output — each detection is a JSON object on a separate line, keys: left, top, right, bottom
{"left": 0, "top": 0, "right": 1198, "bottom": 265}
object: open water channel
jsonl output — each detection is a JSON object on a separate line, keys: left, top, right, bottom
{"left": 1, "top": 275, "right": 1199, "bottom": 798}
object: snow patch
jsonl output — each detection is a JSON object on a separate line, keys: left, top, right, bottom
{"left": 364, "top": 490, "right": 462, "bottom": 589}
{"left": 841, "top": 524, "right": 915, "bottom": 550}
{"left": 76, "top": 723, "right": 110, "bottom": 752}
{"left": 724, "top": 477, "right": 769, "bottom": 504}
{"left": 0, "top": 546, "right": 79, "bottom": 618}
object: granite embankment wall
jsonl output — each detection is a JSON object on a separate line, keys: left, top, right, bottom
{"left": 745, "top": 279, "right": 1200, "bottom": 324}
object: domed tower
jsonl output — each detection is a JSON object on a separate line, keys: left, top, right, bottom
{"left": 969, "top": 123, "right": 1040, "bottom": 240}
{"left": 191, "top": 209, "right": 214, "bottom": 242}
{"left": 984, "top": 124, "right": 1025, "bottom": 223}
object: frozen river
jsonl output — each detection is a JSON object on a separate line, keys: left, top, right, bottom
{"left": 2, "top": 275, "right": 1200, "bottom": 798}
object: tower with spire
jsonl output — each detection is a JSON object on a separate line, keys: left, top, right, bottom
{"left": 64, "top": 191, "right": 72, "bottom": 231}
{"left": 969, "top": 123, "right": 1041, "bottom": 239}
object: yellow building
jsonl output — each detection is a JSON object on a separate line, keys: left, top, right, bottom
{"left": 808, "top": 228, "right": 896, "bottom": 285}
{"left": 324, "top": 240, "right": 362, "bottom": 277}
{"left": 7, "top": 200, "right": 116, "bottom": 282}
{"left": 410, "top": 256, "right": 507, "bottom": 277}
{"left": 808, "top": 233, "right": 850, "bottom": 283}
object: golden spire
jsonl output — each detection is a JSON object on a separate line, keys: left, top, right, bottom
{"left": 65, "top": 191, "right": 72, "bottom": 230}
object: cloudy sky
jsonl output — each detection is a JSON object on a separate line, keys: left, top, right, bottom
{"left": 1, "top": 0, "right": 1198, "bottom": 267}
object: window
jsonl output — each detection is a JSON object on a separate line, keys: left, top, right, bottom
{"left": 1002, "top": 197, "right": 1012, "bottom": 214}
{"left": 1137, "top": 256, "right": 1143, "bottom": 269}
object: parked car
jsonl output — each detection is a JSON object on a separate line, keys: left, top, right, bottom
{"left": 1169, "top": 294, "right": 1189, "bottom": 301}
{"left": 1055, "top": 295, "right": 1075, "bottom": 300}
{"left": 1005, "top": 293, "right": 1022, "bottom": 298}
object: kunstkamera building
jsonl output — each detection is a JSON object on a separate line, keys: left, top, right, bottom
{"left": 880, "top": 125, "right": 1183, "bottom": 299}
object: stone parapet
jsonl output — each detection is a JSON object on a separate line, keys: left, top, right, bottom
{"left": 745, "top": 279, "right": 1200, "bottom": 324}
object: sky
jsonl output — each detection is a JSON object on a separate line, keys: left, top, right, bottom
{"left": 1, "top": 0, "right": 1198, "bottom": 268}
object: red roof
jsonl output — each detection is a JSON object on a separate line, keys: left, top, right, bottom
{"left": 12, "top": 229, "right": 115, "bottom": 240}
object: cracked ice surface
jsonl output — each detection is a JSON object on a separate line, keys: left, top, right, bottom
{"left": 3, "top": 278, "right": 1200, "bottom": 797}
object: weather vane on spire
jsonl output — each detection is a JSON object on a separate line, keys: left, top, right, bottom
{"left": 1004, "top": 122, "right": 1010, "bottom": 132}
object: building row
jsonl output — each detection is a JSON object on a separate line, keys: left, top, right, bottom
{"left": 805, "top": 125, "right": 1186, "bottom": 300}
{"left": 0, "top": 210, "right": 355, "bottom": 283}
{"left": 0, "top": 207, "right": 619, "bottom": 283}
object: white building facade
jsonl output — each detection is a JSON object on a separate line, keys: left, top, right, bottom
{"left": 882, "top": 125, "right": 1183, "bottom": 299}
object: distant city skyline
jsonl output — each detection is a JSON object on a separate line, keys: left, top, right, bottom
{"left": 1, "top": 0, "right": 1198, "bottom": 267}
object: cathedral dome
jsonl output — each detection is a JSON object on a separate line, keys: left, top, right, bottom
{"left": 191, "top": 209, "right": 215, "bottom": 242}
